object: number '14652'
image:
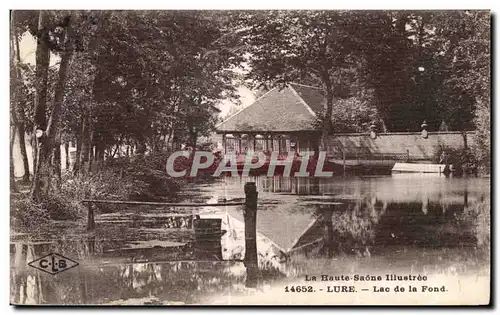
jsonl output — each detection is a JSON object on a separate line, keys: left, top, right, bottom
{"left": 284, "top": 286, "right": 314, "bottom": 292}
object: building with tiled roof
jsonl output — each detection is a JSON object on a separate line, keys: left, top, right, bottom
{"left": 216, "top": 83, "right": 325, "bottom": 155}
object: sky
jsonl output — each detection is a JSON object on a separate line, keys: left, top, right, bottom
{"left": 19, "top": 32, "right": 59, "bottom": 66}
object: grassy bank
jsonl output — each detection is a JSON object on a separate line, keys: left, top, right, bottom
{"left": 10, "top": 152, "right": 211, "bottom": 234}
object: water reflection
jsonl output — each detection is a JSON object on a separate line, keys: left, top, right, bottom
{"left": 214, "top": 175, "right": 489, "bottom": 259}
{"left": 11, "top": 260, "right": 253, "bottom": 305}
{"left": 11, "top": 174, "right": 490, "bottom": 305}
{"left": 225, "top": 174, "right": 488, "bottom": 203}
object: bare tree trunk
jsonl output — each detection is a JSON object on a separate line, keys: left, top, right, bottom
{"left": 64, "top": 142, "right": 70, "bottom": 170}
{"left": 94, "top": 142, "right": 104, "bottom": 162}
{"left": 18, "top": 124, "right": 31, "bottom": 182}
{"left": 53, "top": 134, "right": 62, "bottom": 189}
{"left": 167, "top": 128, "right": 175, "bottom": 151}
{"left": 31, "top": 11, "right": 50, "bottom": 196}
{"left": 73, "top": 124, "right": 82, "bottom": 174}
{"left": 30, "top": 11, "right": 51, "bottom": 201}
{"left": 380, "top": 119, "right": 388, "bottom": 133}
{"left": 87, "top": 146, "right": 94, "bottom": 172}
{"left": 32, "top": 17, "right": 73, "bottom": 201}
{"left": 321, "top": 84, "right": 334, "bottom": 152}
{"left": 31, "top": 136, "right": 37, "bottom": 187}
{"left": 189, "top": 130, "right": 198, "bottom": 151}
{"left": 462, "top": 130, "right": 468, "bottom": 149}
{"left": 80, "top": 113, "right": 90, "bottom": 173}
{"left": 111, "top": 143, "right": 119, "bottom": 158}
{"left": 11, "top": 22, "right": 31, "bottom": 183}
{"left": 32, "top": 11, "right": 50, "bottom": 135}
{"left": 10, "top": 124, "right": 18, "bottom": 193}
{"left": 10, "top": 61, "right": 20, "bottom": 192}
{"left": 87, "top": 126, "right": 94, "bottom": 173}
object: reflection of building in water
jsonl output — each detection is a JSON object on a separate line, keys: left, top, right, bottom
{"left": 422, "top": 197, "right": 428, "bottom": 214}
{"left": 11, "top": 258, "right": 258, "bottom": 305}
{"left": 289, "top": 192, "right": 480, "bottom": 257}
{"left": 216, "top": 83, "right": 324, "bottom": 156}
{"left": 256, "top": 177, "right": 322, "bottom": 195}
{"left": 228, "top": 174, "right": 486, "bottom": 205}
{"left": 222, "top": 175, "right": 487, "bottom": 258}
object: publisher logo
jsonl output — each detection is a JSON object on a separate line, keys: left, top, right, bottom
{"left": 28, "top": 253, "right": 79, "bottom": 275}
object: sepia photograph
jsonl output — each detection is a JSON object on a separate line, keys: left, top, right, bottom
{"left": 9, "top": 9, "right": 491, "bottom": 306}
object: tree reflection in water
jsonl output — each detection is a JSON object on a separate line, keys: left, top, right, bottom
{"left": 10, "top": 175, "right": 490, "bottom": 305}
{"left": 11, "top": 260, "right": 264, "bottom": 305}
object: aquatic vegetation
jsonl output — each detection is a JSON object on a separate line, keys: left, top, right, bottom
{"left": 455, "top": 196, "right": 490, "bottom": 250}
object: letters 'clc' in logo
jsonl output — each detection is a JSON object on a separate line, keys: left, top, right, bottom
{"left": 28, "top": 253, "right": 79, "bottom": 275}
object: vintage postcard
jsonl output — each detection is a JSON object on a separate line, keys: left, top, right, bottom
{"left": 9, "top": 9, "right": 490, "bottom": 306}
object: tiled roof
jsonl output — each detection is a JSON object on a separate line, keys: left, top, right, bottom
{"left": 289, "top": 83, "right": 326, "bottom": 114}
{"left": 216, "top": 83, "right": 325, "bottom": 133}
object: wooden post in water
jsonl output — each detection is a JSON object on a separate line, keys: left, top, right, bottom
{"left": 244, "top": 182, "right": 259, "bottom": 288}
{"left": 236, "top": 134, "right": 243, "bottom": 155}
{"left": 86, "top": 203, "right": 95, "bottom": 231}
{"left": 324, "top": 207, "right": 334, "bottom": 258}
{"left": 342, "top": 150, "right": 346, "bottom": 176}
{"left": 222, "top": 134, "right": 227, "bottom": 155}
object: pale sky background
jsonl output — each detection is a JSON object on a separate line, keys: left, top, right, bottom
{"left": 19, "top": 32, "right": 59, "bottom": 66}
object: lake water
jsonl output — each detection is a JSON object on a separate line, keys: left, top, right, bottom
{"left": 10, "top": 174, "right": 490, "bottom": 305}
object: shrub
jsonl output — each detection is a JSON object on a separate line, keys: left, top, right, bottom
{"left": 61, "top": 169, "right": 140, "bottom": 201}
{"left": 61, "top": 167, "right": 144, "bottom": 213}
{"left": 12, "top": 150, "right": 193, "bottom": 230}
{"left": 455, "top": 197, "right": 490, "bottom": 250}
{"left": 11, "top": 198, "right": 51, "bottom": 231}
{"left": 12, "top": 190, "right": 88, "bottom": 231}
{"left": 475, "top": 198, "right": 491, "bottom": 249}
{"left": 41, "top": 193, "right": 84, "bottom": 220}
{"left": 12, "top": 166, "right": 143, "bottom": 231}
{"left": 459, "top": 198, "right": 491, "bottom": 250}
{"left": 434, "top": 145, "right": 479, "bottom": 175}
{"left": 473, "top": 98, "right": 490, "bottom": 175}
{"left": 100, "top": 153, "right": 185, "bottom": 201}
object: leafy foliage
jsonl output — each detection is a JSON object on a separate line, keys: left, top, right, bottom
{"left": 12, "top": 10, "right": 246, "bottom": 201}
{"left": 329, "top": 94, "right": 380, "bottom": 133}
{"left": 11, "top": 9, "right": 491, "bottom": 208}
{"left": 12, "top": 198, "right": 51, "bottom": 230}
{"left": 473, "top": 99, "right": 490, "bottom": 173}
{"left": 235, "top": 10, "right": 489, "bottom": 171}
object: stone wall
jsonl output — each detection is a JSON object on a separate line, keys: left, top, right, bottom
{"left": 328, "top": 131, "right": 475, "bottom": 161}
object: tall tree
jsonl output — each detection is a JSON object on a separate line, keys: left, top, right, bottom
{"left": 237, "top": 10, "right": 365, "bottom": 148}
{"left": 10, "top": 25, "right": 19, "bottom": 192}
{"left": 11, "top": 14, "right": 32, "bottom": 183}
{"left": 432, "top": 11, "right": 490, "bottom": 149}
{"left": 31, "top": 12, "right": 74, "bottom": 201}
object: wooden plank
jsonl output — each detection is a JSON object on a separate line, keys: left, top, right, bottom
{"left": 392, "top": 162, "right": 448, "bottom": 173}
{"left": 287, "top": 237, "right": 323, "bottom": 255}
{"left": 287, "top": 218, "right": 318, "bottom": 252}
{"left": 82, "top": 199, "right": 280, "bottom": 207}
{"left": 82, "top": 199, "right": 246, "bottom": 207}
{"left": 91, "top": 259, "right": 244, "bottom": 268}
